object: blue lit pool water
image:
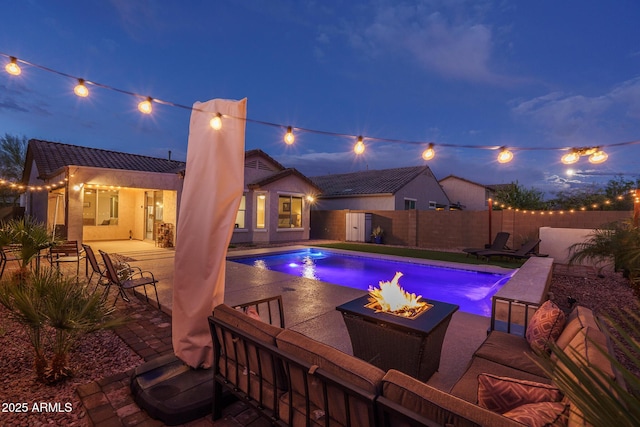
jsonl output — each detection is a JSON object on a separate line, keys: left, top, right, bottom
{"left": 229, "top": 248, "right": 514, "bottom": 317}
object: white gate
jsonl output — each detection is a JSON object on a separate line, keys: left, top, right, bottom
{"left": 346, "top": 212, "right": 372, "bottom": 242}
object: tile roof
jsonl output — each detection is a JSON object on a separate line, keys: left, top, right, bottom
{"left": 26, "top": 139, "right": 186, "bottom": 179}
{"left": 311, "top": 166, "right": 431, "bottom": 197}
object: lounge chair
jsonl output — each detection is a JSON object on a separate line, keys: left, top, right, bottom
{"left": 99, "top": 250, "right": 160, "bottom": 309}
{"left": 477, "top": 238, "right": 542, "bottom": 261}
{"left": 462, "top": 232, "right": 511, "bottom": 257}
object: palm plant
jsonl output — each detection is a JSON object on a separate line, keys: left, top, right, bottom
{"left": 536, "top": 309, "right": 640, "bottom": 427}
{"left": 568, "top": 218, "right": 640, "bottom": 283}
{"left": 0, "top": 216, "right": 52, "bottom": 272}
{"left": 0, "top": 267, "right": 126, "bottom": 383}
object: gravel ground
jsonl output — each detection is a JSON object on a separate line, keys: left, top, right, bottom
{"left": 0, "top": 304, "right": 142, "bottom": 427}
{"left": 0, "top": 268, "right": 638, "bottom": 426}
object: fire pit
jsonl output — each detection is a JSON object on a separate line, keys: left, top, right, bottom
{"left": 336, "top": 273, "right": 458, "bottom": 382}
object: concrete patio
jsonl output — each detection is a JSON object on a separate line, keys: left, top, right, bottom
{"left": 86, "top": 239, "right": 493, "bottom": 394}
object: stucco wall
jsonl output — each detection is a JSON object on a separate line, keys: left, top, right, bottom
{"left": 314, "top": 195, "right": 395, "bottom": 211}
{"left": 394, "top": 170, "right": 450, "bottom": 210}
{"left": 439, "top": 178, "right": 488, "bottom": 211}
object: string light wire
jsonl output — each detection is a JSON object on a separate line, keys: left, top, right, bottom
{"left": 2, "top": 52, "right": 640, "bottom": 160}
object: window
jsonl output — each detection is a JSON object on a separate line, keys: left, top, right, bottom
{"left": 83, "top": 188, "right": 119, "bottom": 226}
{"left": 429, "top": 201, "right": 437, "bottom": 210}
{"left": 235, "top": 195, "right": 246, "bottom": 229}
{"left": 404, "top": 198, "right": 416, "bottom": 210}
{"left": 256, "top": 193, "right": 266, "bottom": 229}
{"left": 278, "top": 195, "right": 302, "bottom": 228}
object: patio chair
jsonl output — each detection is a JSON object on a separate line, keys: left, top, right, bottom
{"left": 462, "top": 231, "right": 511, "bottom": 257}
{"left": 48, "top": 240, "right": 84, "bottom": 275}
{"left": 99, "top": 249, "right": 161, "bottom": 309}
{"left": 0, "top": 245, "right": 22, "bottom": 279}
{"left": 477, "top": 239, "right": 542, "bottom": 261}
{"left": 82, "top": 244, "right": 109, "bottom": 295}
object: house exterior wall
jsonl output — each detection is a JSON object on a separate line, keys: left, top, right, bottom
{"left": 25, "top": 164, "right": 183, "bottom": 243}
{"left": 439, "top": 177, "right": 489, "bottom": 211}
{"left": 231, "top": 174, "right": 316, "bottom": 244}
{"left": 394, "top": 171, "right": 450, "bottom": 210}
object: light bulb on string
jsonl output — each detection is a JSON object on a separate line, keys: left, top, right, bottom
{"left": 497, "top": 147, "right": 513, "bottom": 163}
{"left": 284, "top": 126, "right": 295, "bottom": 145}
{"left": 588, "top": 149, "right": 608, "bottom": 164}
{"left": 561, "top": 150, "right": 580, "bottom": 164}
{"left": 138, "top": 97, "right": 153, "bottom": 114}
{"left": 74, "top": 79, "right": 89, "bottom": 97}
{"left": 421, "top": 143, "right": 435, "bottom": 161}
{"left": 354, "top": 136, "right": 365, "bottom": 155}
{"left": 5, "top": 56, "right": 21, "bottom": 76}
{"left": 210, "top": 113, "right": 222, "bottom": 130}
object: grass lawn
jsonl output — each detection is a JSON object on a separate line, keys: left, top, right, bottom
{"left": 310, "top": 242, "right": 526, "bottom": 269}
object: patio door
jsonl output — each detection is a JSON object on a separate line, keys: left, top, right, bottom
{"left": 144, "top": 191, "right": 164, "bottom": 241}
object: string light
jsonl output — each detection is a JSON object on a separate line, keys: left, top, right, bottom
{"left": 421, "top": 143, "right": 435, "bottom": 161}
{"left": 354, "top": 136, "right": 365, "bottom": 155}
{"left": 2, "top": 52, "right": 640, "bottom": 164}
{"left": 561, "top": 150, "right": 580, "bottom": 164}
{"left": 497, "top": 147, "right": 513, "bottom": 163}
{"left": 284, "top": 126, "right": 295, "bottom": 145}
{"left": 138, "top": 97, "right": 153, "bottom": 114}
{"left": 74, "top": 79, "right": 89, "bottom": 97}
{"left": 589, "top": 149, "right": 608, "bottom": 164}
{"left": 5, "top": 56, "right": 21, "bottom": 75}
{"left": 210, "top": 113, "right": 222, "bottom": 130}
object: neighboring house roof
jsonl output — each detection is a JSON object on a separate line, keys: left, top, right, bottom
{"left": 311, "top": 166, "right": 432, "bottom": 197}
{"left": 24, "top": 139, "right": 186, "bottom": 181}
{"left": 439, "top": 174, "right": 489, "bottom": 190}
{"left": 244, "top": 148, "right": 287, "bottom": 171}
{"left": 247, "top": 168, "right": 322, "bottom": 193}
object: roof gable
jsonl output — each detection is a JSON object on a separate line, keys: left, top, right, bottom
{"left": 311, "top": 166, "right": 433, "bottom": 197}
{"left": 439, "top": 175, "right": 488, "bottom": 189}
{"left": 24, "top": 139, "right": 186, "bottom": 180}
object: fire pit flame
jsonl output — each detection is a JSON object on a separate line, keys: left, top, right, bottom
{"left": 367, "top": 272, "right": 431, "bottom": 319}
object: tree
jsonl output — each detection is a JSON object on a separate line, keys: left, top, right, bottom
{"left": 492, "top": 181, "right": 546, "bottom": 210}
{"left": 0, "top": 133, "right": 28, "bottom": 207}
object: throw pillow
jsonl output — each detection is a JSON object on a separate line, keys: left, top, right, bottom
{"left": 477, "top": 373, "right": 563, "bottom": 414}
{"left": 526, "top": 300, "right": 566, "bottom": 353}
{"left": 503, "top": 401, "right": 569, "bottom": 427}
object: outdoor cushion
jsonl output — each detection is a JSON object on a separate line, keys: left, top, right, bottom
{"left": 474, "top": 331, "right": 547, "bottom": 377}
{"left": 381, "top": 369, "right": 523, "bottom": 427}
{"left": 477, "top": 373, "right": 563, "bottom": 413}
{"left": 558, "top": 326, "right": 615, "bottom": 382}
{"left": 502, "top": 401, "right": 569, "bottom": 427}
{"left": 555, "top": 306, "right": 599, "bottom": 351}
{"left": 450, "top": 356, "right": 551, "bottom": 404}
{"left": 276, "top": 329, "right": 383, "bottom": 427}
{"left": 526, "top": 300, "right": 566, "bottom": 353}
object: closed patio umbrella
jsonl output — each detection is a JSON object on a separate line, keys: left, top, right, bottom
{"left": 172, "top": 98, "right": 247, "bottom": 368}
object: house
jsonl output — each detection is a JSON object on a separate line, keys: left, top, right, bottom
{"left": 438, "top": 175, "right": 495, "bottom": 211}
{"left": 22, "top": 139, "right": 185, "bottom": 243}
{"left": 310, "top": 166, "right": 450, "bottom": 211}
{"left": 22, "top": 140, "right": 320, "bottom": 245}
{"left": 233, "top": 149, "right": 321, "bottom": 245}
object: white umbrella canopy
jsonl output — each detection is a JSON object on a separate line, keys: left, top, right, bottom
{"left": 172, "top": 98, "right": 247, "bottom": 368}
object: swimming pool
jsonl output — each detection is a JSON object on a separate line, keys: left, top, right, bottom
{"left": 229, "top": 248, "right": 515, "bottom": 317}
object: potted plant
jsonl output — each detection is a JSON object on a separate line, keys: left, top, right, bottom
{"left": 371, "top": 226, "right": 384, "bottom": 244}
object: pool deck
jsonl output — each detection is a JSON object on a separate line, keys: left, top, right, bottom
{"left": 80, "top": 239, "right": 513, "bottom": 425}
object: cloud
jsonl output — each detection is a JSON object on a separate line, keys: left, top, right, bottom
{"left": 340, "top": 1, "right": 510, "bottom": 84}
{"left": 512, "top": 77, "right": 640, "bottom": 142}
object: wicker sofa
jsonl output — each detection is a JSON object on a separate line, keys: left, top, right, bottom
{"left": 208, "top": 299, "right": 620, "bottom": 427}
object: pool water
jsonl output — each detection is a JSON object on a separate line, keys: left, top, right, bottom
{"left": 230, "top": 248, "right": 514, "bottom": 317}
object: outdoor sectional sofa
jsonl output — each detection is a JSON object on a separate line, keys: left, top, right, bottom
{"left": 208, "top": 299, "right": 621, "bottom": 427}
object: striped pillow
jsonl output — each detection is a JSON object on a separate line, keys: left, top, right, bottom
{"left": 477, "top": 373, "right": 563, "bottom": 413}
{"left": 503, "top": 401, "right": 569, "bottom": 427}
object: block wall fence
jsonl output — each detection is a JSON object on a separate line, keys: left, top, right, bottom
{"left": 310, "top": 209, "right": 632, "bottom": 251}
